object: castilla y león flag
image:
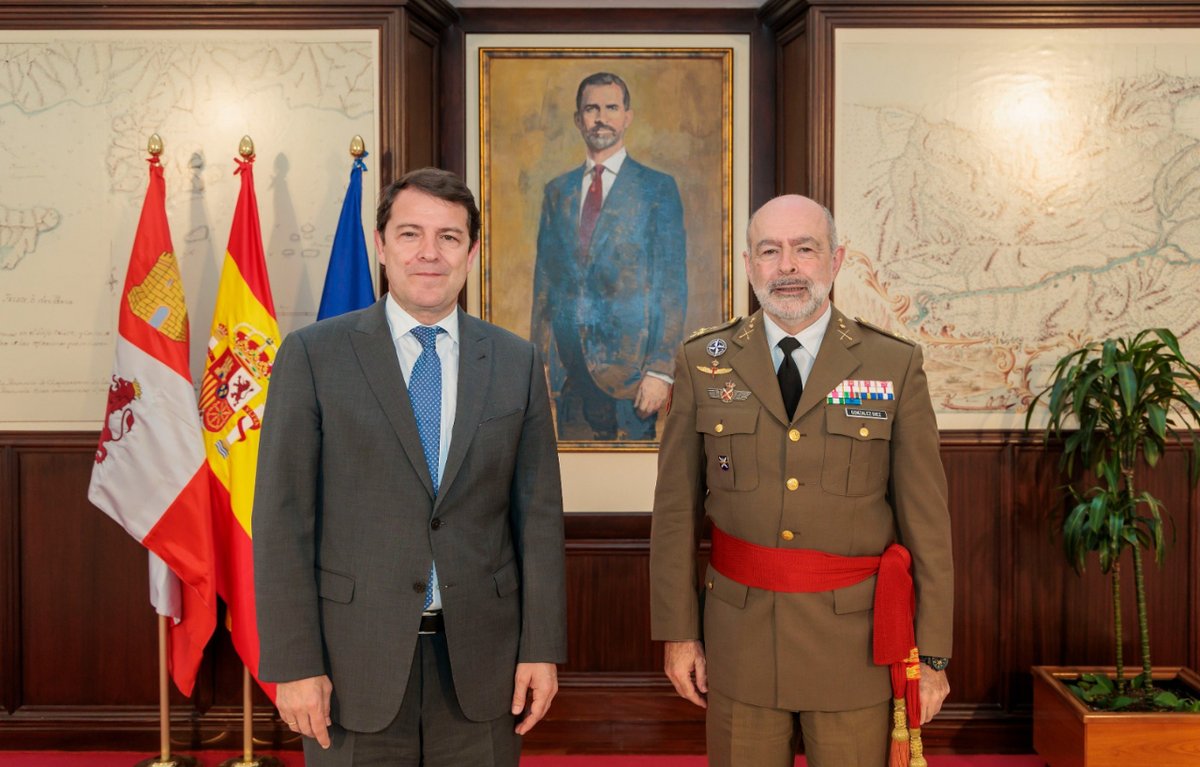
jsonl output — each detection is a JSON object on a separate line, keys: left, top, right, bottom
{"left": 88, "top": 152, "right": 217, "bottom": 697}
{"left": 201, "top": 153, "right": 280, "bottom": 698}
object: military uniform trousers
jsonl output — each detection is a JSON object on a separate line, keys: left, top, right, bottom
{"left": 706, "top": 690, "right": 889, "bottom": 767}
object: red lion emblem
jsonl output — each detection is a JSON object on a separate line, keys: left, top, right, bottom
{"left": 95, "top": 375, "right": 142, "bottom": 464}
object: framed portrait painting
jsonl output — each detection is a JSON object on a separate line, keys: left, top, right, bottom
{"left": 468, "top": 37, "right": 747, "bottom": 460}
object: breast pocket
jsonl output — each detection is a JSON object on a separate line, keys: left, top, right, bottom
{"left": 821, "top": 406, "right": 893, "bottom": 496}
{"left": 696, "top": 405, "right": 759, "bottom": 491}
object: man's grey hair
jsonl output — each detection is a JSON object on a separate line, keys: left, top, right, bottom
{"left": 745, "top": 199, "right": 839, "bottom": 253}
{"left": 575, "top": 72, "right": 631, "bottom": 112}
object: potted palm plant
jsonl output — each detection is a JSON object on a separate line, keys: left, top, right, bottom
{"left": 1025, "top": 328, "right": 1200, "bottom": 766}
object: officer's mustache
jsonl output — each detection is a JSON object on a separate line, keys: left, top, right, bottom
{"left": 589, "top": 123, "right": 614, "bottom": 134}
{"left": 768, "top": 277, "right": 813, "bottom": 293}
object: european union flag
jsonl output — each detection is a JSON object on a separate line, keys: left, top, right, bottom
{"left": 317, "top": 151, "right": 374, "bottom": 320}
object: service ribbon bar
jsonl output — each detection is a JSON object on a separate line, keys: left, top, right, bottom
{"left": 827, "top": 379, "right": 895, "bottom": 405}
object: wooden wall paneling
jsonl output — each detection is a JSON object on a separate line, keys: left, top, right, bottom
{"left": 1, "top": 440, "right": 16, "bottom": 715}
{"left": 1193, "top": 457, "right": 1200, "bottom": 673}
{"left": 404, "top": 17, "right": 440, "bottom": 172}
{"left": 940, "top": 440, "right": 1005, "bottom": 707}
{"left": 1132, "top": 446, "right": 1195, "bottom": 667}
{"left": 775, "top": 24, "right": 807, "bottom": 195}
{"left": 19, "top": 445, "right": 156, "bottom": 705}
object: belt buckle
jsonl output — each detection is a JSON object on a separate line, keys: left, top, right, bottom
{"left": 418, "top": 610, "right": 441, "bottom": 635}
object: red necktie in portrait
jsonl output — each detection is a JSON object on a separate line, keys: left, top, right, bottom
{"left": 578, "top": 163, "right": 606, "bottom": 260}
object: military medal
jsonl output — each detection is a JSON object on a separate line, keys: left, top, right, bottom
{"left": 717, "top": 455, "right": 730, "bottom": 471}
{"left": 706, "top": 338, "right": 727, "bottom": 357}
{"left": 697, "top": 360, "right": 733, "bottom": 377}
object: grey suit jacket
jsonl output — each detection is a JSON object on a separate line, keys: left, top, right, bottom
{"left": 253, "top": 300, "right": 567, "bottom": 732}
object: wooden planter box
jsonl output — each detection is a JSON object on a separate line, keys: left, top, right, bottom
{"left": 1033, "top": 665, "right": 1200, "bottom": 767}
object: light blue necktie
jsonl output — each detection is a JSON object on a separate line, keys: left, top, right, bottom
{"left": 408, "top": 325, "right": 444, "bottom": 610}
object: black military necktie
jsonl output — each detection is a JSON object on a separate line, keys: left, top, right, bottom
{"left": 777, "top": 336, "right": 803, "bottom": 421}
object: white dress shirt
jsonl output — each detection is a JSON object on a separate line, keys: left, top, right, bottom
{"left": 763, "top": 304, "right": 833, "bottom": 387}
{"left": 577, "top": 147, "right": 627, "bottom": 221}
{"left": 385, "top": 294, "right": 459, "bottom": 611}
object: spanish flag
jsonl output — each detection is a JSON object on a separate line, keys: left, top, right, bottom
{"left": 200, "top": 150, "right": 279, "bottom": 698}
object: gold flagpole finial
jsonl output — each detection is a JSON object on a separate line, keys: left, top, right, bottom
{"left": 349, "top": 135, "right": 366, "bottom": 158}
{"left": 147, "top": 133, "right": 164, "bottom": 157}
{"left": 238, "top": 135, "right": 255, "bottom": 158}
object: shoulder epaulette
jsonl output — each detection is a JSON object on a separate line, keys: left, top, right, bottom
{"left": 854, "top": 316, "right": 916, "bottom": 346}
{"left": 686, "top": 316, "right": 742, "bottom": 342}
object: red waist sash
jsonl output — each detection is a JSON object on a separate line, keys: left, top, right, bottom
{"left": 709, "top": 523, "right": 923, "bottom": 760}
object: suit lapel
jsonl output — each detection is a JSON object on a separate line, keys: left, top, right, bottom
{"left": 437, "top": 310, "right": 493, "bottom": 505}
{"left": 560, "top": 165, "right": 585, "bottom": 250}
{"left": 793, "top": 307, "right": 862, "bottom": 422}
{"left": 350, "top": 300, "right": 436, "bottom": 499}
{"left": 728, "top": 311, "right": 790, "bottom": 427}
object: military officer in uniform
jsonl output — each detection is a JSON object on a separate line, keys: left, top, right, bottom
{"left": 649, "top": 194, "right": 953, "bottom": 767}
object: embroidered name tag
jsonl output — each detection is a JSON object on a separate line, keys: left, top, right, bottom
{"left": 846, "top": 407, "right": 888, "bottom": 420}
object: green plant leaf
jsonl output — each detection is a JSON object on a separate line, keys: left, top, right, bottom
{"left": 1154, "top": 691, "right": 1182, "bottom": 707}
{"left": 1116, "top": 361, "right": 1138, "bottom": 414}
{"left": 1109, "top": 695, "right": 1135, "bottom": 710}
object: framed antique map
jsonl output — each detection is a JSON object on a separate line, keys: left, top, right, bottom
{"left": 0, "top": 29, "right": 379, "bottom": 428}
{"left": 834, "top": 28, "right": 1200, "bottom": 429}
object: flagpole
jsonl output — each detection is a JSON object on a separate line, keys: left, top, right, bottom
{"left": 119, "top": 133, "right": 199, "bottom": 767}
{"left": 217, "top": 666, "right": 283, "bottom": 767}
{"left": 134, "top": 615, "right": 198, "bottom": 767}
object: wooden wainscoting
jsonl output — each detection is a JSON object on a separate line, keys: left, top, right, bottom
{"left": 2, "top": 430, "right": 1196, "bottom": 752}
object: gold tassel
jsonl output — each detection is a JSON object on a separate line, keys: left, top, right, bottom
{"left": 909, "top": 726, "right": 927, "bottom": 767}
{"left": 888, "top": 697, "right": 909, "bottom": 767}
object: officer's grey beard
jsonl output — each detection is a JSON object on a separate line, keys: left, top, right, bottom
{"left": 751, "top": 276, "right": 830, "bottom": 324}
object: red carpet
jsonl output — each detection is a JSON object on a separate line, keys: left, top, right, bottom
{"left": 0, "top": 753, "right": 1046, "bottom": 766}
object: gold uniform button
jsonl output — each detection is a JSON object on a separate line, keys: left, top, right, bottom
{"left": 859, "top": 426, "right": 870, "bottom": 437}
{"left": 707, "top": 580, "right": 714, "bottom": 590}
{"left": 781, "top": 530, "right": 795, "bottom": 541}
{"left": 788, "top": 429, "right": 801, "bottom": 442}
{"left": 786, "top": 478, "right": 799, "bottom": 491}
{"left": 715, "top": 423, "right": 725, "bottom": 433}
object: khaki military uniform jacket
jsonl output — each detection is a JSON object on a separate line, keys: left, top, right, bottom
{"left": 650, "top": 307, "right": 953, "bottom": 712}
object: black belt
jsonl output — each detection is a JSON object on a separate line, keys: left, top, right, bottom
{"left": 418, "top": 610, "right": 444, "bottom": 635}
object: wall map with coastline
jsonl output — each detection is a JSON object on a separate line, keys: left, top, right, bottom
{"left": 0, "top": 30, "right": 376, "bottom": 428}
{"left": 835, "top": 29, "right": 1200, "bottom": 428}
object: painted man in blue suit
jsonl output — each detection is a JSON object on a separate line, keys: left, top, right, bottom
{"left": 531, "top": 72, "right": 687, "bottom": 441}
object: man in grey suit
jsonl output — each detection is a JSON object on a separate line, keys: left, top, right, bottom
{"left": 253, "top": 167, "right": 566, "bottom": 765}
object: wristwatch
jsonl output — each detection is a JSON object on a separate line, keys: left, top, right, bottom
{"left": 919, "top": 655, "right": 949, "bottom": 671}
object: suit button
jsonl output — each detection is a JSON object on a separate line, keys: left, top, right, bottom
{"left": 431, "top": 518, "right": 443, "bottom": 530}
{"left": 859, "top": 426, "right": 870, "bottom": 437}
{"left": 789, "top": 429, "right": 801, "bottom": 442}
{"left": 715, "top": 423, "right": 725, "bottom": 433}
{"left": 781, "top": 530, "right": 795, "bottom": 541}
{"left": 412, "top": 581, "right": 426, "bottom": 593}
{"left": 707, "top": 580, "right": 714, "bottom": 590}
{"left": 786, "top": 478, "right": 799, "bottom": 491}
